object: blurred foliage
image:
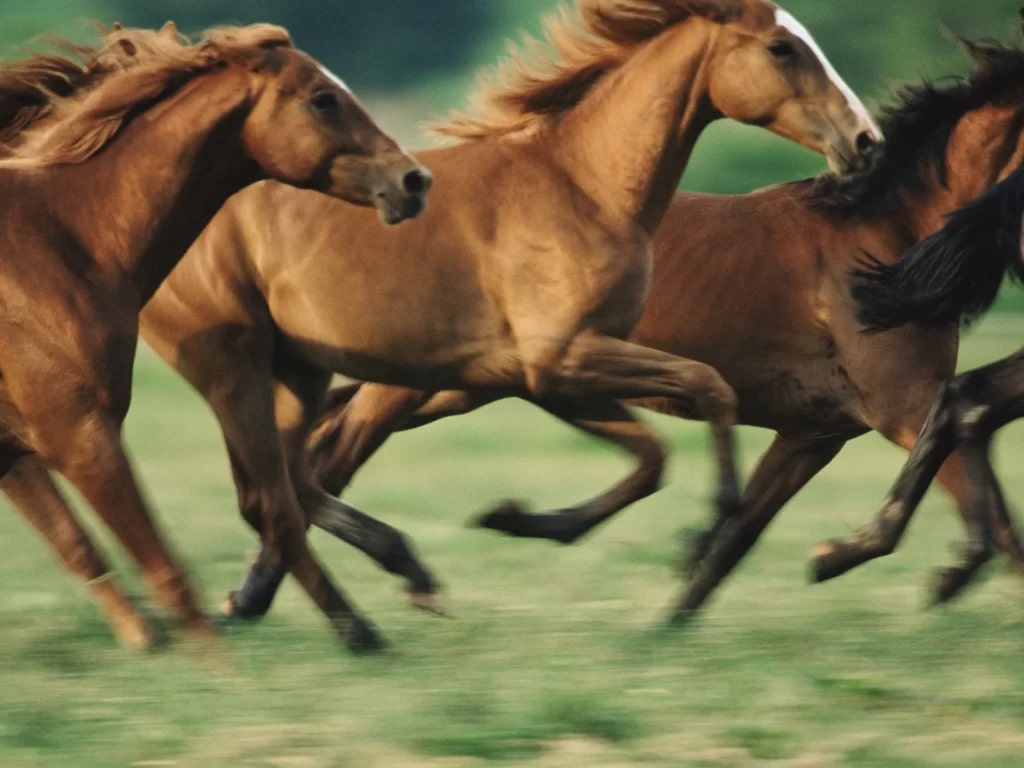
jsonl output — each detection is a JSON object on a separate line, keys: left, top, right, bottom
{"left": 0, "top": 0, "right": 1018, "bottom": 192}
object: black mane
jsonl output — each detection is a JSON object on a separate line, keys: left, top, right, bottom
{"left": 801, "top": 38, "right": 1024, "bottom": 220}
{"left": 852, "top": 165, "right": 1024, "bottom": 331}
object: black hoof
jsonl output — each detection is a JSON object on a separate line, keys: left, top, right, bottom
{"left": 472, "top": 501, "right": 578, "bottom": 543}
{"left": 346, "top": 620, "right": 387, "bottom": 654}
{"left": 473, "top": 500, "right": 531, "bottom": 534}
{"left": 220, "top": 590, "right": 272, "bottom": 621}
{"left": 808, "top": 539, "right": 857, "bottom": 583}
{"left": 666, "top": 606, "right": 700, "bottom": 629}
{"left": 929, "top": 566, "right": 971, "bottom": 606}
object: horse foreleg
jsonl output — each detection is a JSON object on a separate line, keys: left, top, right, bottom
{"left": 1, "top": 454, "right": 159, "bottom": 649}
{"left": 475, "top": 397, "right": 665, "bottom": 543}
{"left": 33, "top": 413, "right": 210, "bottom": 637}
{"left": 671, "top": 434, "right": 844, "bottom": 622}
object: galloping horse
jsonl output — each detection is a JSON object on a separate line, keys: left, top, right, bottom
{"left": 814, "top": 165, "right": 1024, "bottom": 598}
{"left": 0, "top": 23, "right": 429, "bottom": 650}
{"left": 135, "top": 0, "right": 879, "bottom": 626}
{"left": 229, "top": 29, "right": 1024, "bottom": 624}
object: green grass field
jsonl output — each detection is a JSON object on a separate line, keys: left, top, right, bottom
{"left": 2, "top": 316, "right": 1024, "bottom": 767}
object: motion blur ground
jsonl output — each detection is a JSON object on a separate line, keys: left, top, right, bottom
{"left": 0, "top": 320, "right": 1022, "bottom": 766}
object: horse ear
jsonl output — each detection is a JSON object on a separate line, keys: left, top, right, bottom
{"left": 112, "top": 22, "right": 123, "bottom": 31}
{"left": 159, "top": 21, "right": 179, "bottom": 41}
{"left": 1019, "top": 7, "right": 1024, "bottom": 34}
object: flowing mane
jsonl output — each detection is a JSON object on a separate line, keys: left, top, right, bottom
{"left": 0, "top": 22, "right": 292, "bottom": 168}
{"left": 0, "top": 41, "right": 111, "bottom": 149}
{"left": 435, "top": 0, "right": 742, "bottom": 140}
{"left": 852, "top": 165, "right": 1024, "bottom": 331}
{"left": 802, "top": 37, "right": 1024, "bottom": 219}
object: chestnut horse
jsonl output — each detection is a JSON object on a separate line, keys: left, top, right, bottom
{"left": 0, "top": 23, "right": 429, "bottom": 650}
{"left": 228, "top": 31, "right": 1024, "bottom": 625}
{"left": 135, "top": 0, "right": 879, "bottom": 627}
{"left": 814, "top": 164, "right": 1024, "bottom": 598}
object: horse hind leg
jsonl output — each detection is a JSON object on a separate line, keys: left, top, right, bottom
{"left": 810, "top": 383, "right": 961, "bottom": 583}
{"left": 931, "top": 435, "right": 996, "bottom": 604}
{"left": 672, "top": 434, "right": 844, "bottom": 622}
{"left": 812, "top": 353, "right": 1024, "bottom": 597}
{"left": 930, "top": 351, "right": 1024, "bottom": 601}
{"left": 2, "top": 454, "right": 159, "bottom": 649}
{"left": 520, "top": 331, "right": 743, "bottom": 544}
{"left": 209, "top": 356, "right": 383, "bottom": 652}
{"left": 474, "top": 396, "right": 666, "bottom": 544}
{"left": 228, "top": 380, "right": 445, "bottom": 619}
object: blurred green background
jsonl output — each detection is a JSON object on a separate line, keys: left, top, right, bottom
{"left": 1, "top": 0, "right": 1020, "bottom": 192}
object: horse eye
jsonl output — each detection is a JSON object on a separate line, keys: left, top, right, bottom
{"left": 310, "top": 90, "right": 339, "bottom": 113}
{"left": 768, "top": 40, "right": 797, "bottom": 59}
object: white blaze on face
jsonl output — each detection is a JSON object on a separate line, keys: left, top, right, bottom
{"left": 774, "top": 8, "right": 880, "bottom": 137}
{"left": 318, "top": 64, "right": 352, "bottom": 95}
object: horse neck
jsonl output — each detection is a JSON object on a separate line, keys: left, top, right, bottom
{"left": 53, "top": 68, "right": 262, "bottom": 304}
{"left": 903, "top": 105, "right": 1024, "bottom": 240}
{"left": 551, "top": 19, "right": 718, "bottom": 235}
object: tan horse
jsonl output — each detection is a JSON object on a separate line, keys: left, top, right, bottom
{"left": 135, "top": 0, "right": 879, "bottom": 628}
{"left": 233, "top": 32, "right": 1024, "bottom": 623}
{"left": 0, "top": 23, "right": 429, "bottom": 650}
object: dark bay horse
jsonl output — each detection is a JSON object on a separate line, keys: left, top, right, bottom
{"left": 227, "top": 31, "right": 1024, "bottom": 625}
{"left": 135, "top": 0, "right": 880, "bottom": 627}
{"left": 0, "top": 23, "right": 428, "bottom": 650}
{"left": 814, "top": 165, "right": 1024, "bottom": 599}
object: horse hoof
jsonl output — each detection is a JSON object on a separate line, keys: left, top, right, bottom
{"left": 347, "top": 621, "right": 387, "bottom": 654}
{"left": 808, "top": 540, "right": 848, "bottom": 583}
{"left": 929, "top": 567, "right": 968, "bottom": 606}
{"left": 220, "top": 590, "right": 270, "bottom": 621}
{"left": 115, "top": 616, "right": 163, "bottom": 651}
{"left": 665, "top": 606, "right": 700, "bottom": 629}
{"left": 472, "top": 500, "right": 531, "bottom": 535}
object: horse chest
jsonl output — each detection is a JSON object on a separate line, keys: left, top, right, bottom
{"left": 567, "top": 241, "right": 652, "bottom": 337}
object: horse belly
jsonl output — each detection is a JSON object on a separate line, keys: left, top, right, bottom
{"left": 735, "top": 361, "right": 866, "bottom": 439}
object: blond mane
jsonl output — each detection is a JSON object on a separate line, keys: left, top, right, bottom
{"left": 435, "top": 0, "right": 742, "bottom": 140}
{"left": 0, "top": 22, "right": 292, "bottom": 168}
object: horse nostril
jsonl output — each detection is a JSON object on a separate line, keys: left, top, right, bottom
{"left": 855, "top": 131, "right": 877, "bottom": 156}
{"left": 402, "top": 168, "right": 431, "bottom": 195}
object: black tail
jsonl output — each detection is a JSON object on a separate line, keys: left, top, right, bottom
{"left": 852, "top": 166, "right": 1024, "bottom": 331}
